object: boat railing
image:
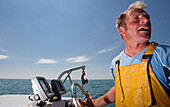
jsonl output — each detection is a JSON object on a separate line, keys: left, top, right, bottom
{"left": 57, "top": 65, "right": 86, "bottom": 85}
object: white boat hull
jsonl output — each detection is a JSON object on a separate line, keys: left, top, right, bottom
{"left": 0, "top": 95, "right": 72, "bottom": 107}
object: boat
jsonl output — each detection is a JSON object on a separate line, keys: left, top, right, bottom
{"left": 0, "top": 65, "right": 93, "bottom": 107}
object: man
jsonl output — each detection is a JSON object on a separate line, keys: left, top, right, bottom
{"left": 87, "top": 1, "right": 170, "bottom": 107}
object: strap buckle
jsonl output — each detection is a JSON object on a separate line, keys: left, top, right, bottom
{"left": 142, "top": 55, "right": 152, "bottom": 59}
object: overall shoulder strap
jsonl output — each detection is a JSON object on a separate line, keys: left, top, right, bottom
{"left": 115, "top": 51, "right": 125, "bottom": 102}
{"left": 142, "top": 42, "right": 158, "bottom": 60}
{"left": 117, "top": 51, "right": 123, "bottom": 61}
{"left": 147, "top": 42, "right": 170, "bottom": 89}
{"left": 141, "top": 42, "right": 158, "bottom": 106}
{"left": 115, "top": 51, "right": 123, "bottom": 66}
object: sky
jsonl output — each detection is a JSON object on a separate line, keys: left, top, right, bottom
{"left": 0, "top": 0, "right": 169, "bottom": 80}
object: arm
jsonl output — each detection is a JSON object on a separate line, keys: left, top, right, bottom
{"left": 87, "top": 86, "right": 116, "bottom": 107}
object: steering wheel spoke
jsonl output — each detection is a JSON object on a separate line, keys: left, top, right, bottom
{"left": 71, "top": 83, "right": 94, "bottom": 107}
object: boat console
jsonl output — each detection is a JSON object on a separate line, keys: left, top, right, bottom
{"left": 51, "top": 79, "right": 67, "bottom": 99}
{"left": 30, "top": 76, "right": 71, "bottom": 107}
{"left": 28, "top": 65, "right": 93, "bottom": 107}
{"left": 31, "top": 77, "right": 55, "bottom": 101}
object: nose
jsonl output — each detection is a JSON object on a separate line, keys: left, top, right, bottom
{"left": 140, "top": 16, "right": 150, "bottom": 25}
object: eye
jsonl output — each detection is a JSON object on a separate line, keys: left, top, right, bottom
{"left": 143, "top": 13, "right": 150, "bottom": 20}
{"left": 145, "top": 14, "right": 150, "bottom": 20}
{"left": 133, "top": 16, "right": 139, "bottom": 21}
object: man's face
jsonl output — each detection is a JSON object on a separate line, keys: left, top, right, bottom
{"left": 122, "top": 9, "right": 151, "bottom": 44}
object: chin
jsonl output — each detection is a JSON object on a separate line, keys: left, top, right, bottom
{"left": 138, "top": 31, "right": 151, "bottom": 37}
{"left": 139, "top": 33, "right": 150, "bottom": 40}
{"left": 138, "top": 35, "right": 150, "bottom": 43}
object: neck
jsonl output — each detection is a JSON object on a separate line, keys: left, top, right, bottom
{"left": 124, "top": 41, "right": 149, "bottom": 57}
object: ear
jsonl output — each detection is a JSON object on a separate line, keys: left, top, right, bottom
{"left": 119, "top": 27, "right": 126, "bottom": 36}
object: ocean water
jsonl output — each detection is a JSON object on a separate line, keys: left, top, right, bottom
{"left": 0, "top": 79, "right": 115, "bottom": 107}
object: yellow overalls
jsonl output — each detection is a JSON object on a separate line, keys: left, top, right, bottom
{"left": 115, "top": 42, "right": 170, "bottom": 107}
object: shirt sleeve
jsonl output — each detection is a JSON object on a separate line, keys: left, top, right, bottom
{"left": 111, "top": 55, "right": 119, "bottom": 81}
{"left": 155, "top": 44, "right": 170, "bottom": 68}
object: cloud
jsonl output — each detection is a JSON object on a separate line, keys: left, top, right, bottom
{"left": 0, "top": 54, "right": 9, "bottom": 59}
{"left": 97, "top": 47, "right": 116, "bottom": 54}
{"left": 66, "top": 56, "right": 91, "bottom": 63}
{"left": 36, "top": 58, "right": 57, "bottom": 64}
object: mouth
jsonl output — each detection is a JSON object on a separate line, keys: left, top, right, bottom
{"left": 138, "top": 28, "right": 149, "bottom": 32}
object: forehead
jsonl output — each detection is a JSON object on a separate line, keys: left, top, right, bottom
{"left": 126, "top": 9, "right": 148, "bottom": 18}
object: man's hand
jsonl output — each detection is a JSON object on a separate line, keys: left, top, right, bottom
{"left": 85, "top": 92, "right": 96, "bottom": 107}
{"left": 85, "top": 86, "right": 116, "bottom": 107}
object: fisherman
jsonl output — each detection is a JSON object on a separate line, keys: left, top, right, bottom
{"left": 86, "top": 1, "right": 170, "bottom": 106}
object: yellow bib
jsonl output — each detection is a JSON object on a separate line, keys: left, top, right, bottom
{"left": 115, "top": 42, "right": 170, "bottom": 107}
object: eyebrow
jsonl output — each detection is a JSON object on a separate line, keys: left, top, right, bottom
{"left": 131, "top": 14, "right": 139, "bottom": 18}
{"left": 128, "top": 13, "right": 139, "bottom": 22}
{"left": 130, "top": 11, "right": 150, "bottom": 20}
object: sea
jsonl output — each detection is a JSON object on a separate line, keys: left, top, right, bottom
{"left": 0, "top": 79, "right": 115, "bottom": 107}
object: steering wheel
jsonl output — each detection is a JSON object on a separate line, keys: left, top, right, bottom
{"left": 71, "top": 83, "right": 94, "bottom": 107}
